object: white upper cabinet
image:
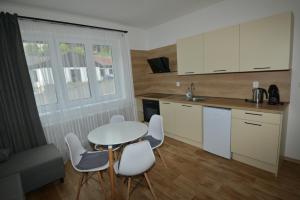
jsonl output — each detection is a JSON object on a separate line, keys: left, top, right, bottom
{"left": 204, "top": 25, "right": 239, "bottom": 73}
{"left": 240, "top": 12, "right": 292, "bottom": 72}
{"left": 177, "top": 34, "right": 204, "bottom": 75}
{"left": 176, "top": 12, "right": 292, "bottom": 75}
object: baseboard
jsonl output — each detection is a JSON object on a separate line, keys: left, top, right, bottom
{"left": 283, "top": 156, "right": 300, "bottom": 165}
{"left": 165, "top": 132, "right": 202, "bottom": 149}
{"left": 232, "top": 153, "right": 277, "bottom": 175}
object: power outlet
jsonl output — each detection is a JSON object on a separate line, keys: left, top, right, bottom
{"left": 253, "top": 81, "right": 259, "bottom": 88}
{"left": 176, "top": 81, "right": 180, "bottom": 87}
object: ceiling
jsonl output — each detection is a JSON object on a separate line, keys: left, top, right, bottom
{"left": 3, "top": 0, "right": 223, "bottom": 29}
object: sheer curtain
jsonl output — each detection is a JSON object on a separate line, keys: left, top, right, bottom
{"left": 19, "top": 20, "right": 137, "bottom": 160}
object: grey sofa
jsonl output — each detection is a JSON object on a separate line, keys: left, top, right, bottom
{"left": 0, "top": 144, "right": 65, "bottom": 197}
{"left": 0, "top": 173, "right": 24, "bottom": 200}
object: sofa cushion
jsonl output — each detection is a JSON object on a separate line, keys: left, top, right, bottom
{"left": 0, "top": 144, "right": 65, "bottom": 192}
{"left": 0, "top": 173, "right": 24, "bottom": 200}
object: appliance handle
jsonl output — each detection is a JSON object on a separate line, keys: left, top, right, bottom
{"left": 264, "top": 89, "right": 269, "bottom": 99}
{"left": 213, "top": 69, "right": 227, "bottom": 72}
{"left": 244, "top": 122, "right": 262, "bottom": 126}
{"left": 245, "top": 112, "right": 263, "bottom": 116}
{"left": 181, "top": 105, "right": 192, "bottom": 107}
{"left": 253, "top": 67, "right": 271, "bottom": 70}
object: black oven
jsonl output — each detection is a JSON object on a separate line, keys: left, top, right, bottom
{"left": 142, "top": 99, "right": 160, "bottom": 122}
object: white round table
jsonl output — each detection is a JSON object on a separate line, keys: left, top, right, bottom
{"left": 88, "top": 121, "right": 148, "bottom": 199}
{"left": 88, "top": 121, "right": 148, "bottom": 146}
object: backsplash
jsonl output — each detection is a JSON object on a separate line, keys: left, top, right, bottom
{"left": 131, "top": 45, "right": 291, "bottom": 102}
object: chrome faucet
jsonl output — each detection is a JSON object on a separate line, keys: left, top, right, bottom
{"left": 186, "top": 82, "right": 194, "bottom": 100}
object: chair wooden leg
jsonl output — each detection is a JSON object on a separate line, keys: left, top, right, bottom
{"left": 114, "top": 151, "right": 118, "bottom": 161}
{"left": 100, "top": 170, "right": 104, "bottom": 179}
{"left": 97, "top": 171, "right": 105, "bottom": 192}
{"left": 127, "top": 177, "right": 131, "bottom": 200}
{"left": 85, "top": 172, "right": 89, "bottom": 185}
{"left": 144, "top": 173, "right": 157, "bottom": 200}
{"left": 76, "top": 173, "right": 84, "bottom": 200}
{"left": 156, "top": 148, "right": 167, "bottom": 168}
{"left": 121, "top": 176, "right": 126, "bottom": 184}
{"left": 118, "top": 146, "right": 123, "bottom": 160}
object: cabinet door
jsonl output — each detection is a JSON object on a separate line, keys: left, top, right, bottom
{"left": 175, "top": 104, "right": 202, "bottom": 142}
{"left": 240, "top": 12, "right": 292, "bottom": 72}
{"left": 177, "top": 34, "right": 204, "bottom": 75}
{"left": 231, "top": 119, "right": 280, "bottom": 165}
{"left": 159, "top": 101, "right": 176, "bottom": 134}
{"left": 204, "top": 25, "right": 239, "bottom": 73}
{"left": 136, "top": 98, "right": 144, "bottom": 122}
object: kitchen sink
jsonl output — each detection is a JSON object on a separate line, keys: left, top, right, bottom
{"left": 186, "top": 96, "right": 206, "bottom": 102}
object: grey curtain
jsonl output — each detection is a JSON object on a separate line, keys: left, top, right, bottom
{"left": 0, "top": 12, "right": 46, "bottom": 153}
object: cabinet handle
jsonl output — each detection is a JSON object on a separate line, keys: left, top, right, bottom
{"left": 185, "top": 72, "right": 195, "bottom": 74}
{"left": 253, "top": 67, "right": 271, "bottom": 70}
{"left": 213, "top": 69, "right": 227, "bottom": 72}
{"left": 162, "top": 102, "right": 170, "bottom": 104}
{"left": 245, "top": 112, "right": 263, "bottom": 116}
{"left": 244, "top": 122, "right": 262, "bottom": 126}
{"left": 181, "top": 105, "right": 192, "bottom": 107}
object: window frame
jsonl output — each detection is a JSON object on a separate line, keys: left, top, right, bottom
{"left": 22, "top": 32, "right": 124, "bottom": 115}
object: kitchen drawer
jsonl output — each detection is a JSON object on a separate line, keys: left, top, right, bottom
{"left": 232, "top": 109, "right": 281, "bottom": 124}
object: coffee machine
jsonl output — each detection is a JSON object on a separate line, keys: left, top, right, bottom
{"left": 268, "top": 84, "right": 280, "bottom": 105}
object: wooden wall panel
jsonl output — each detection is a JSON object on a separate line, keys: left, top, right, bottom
{"left": 131, "top": 45, "right": 291, "bottom": 101}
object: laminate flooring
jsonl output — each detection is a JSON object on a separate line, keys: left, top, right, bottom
{"left": 26, "top": 137, "right": 300, "bottom": 200}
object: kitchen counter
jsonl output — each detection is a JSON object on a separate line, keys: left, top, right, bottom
{"left": 136, "top": 93, "right": 288, "bottom": 114}
{"left": 136, "top": 93, "right": 174, "bottom": 101}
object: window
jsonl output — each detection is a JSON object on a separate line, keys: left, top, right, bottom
{"left": 22, "top": 34, "right": 122, "bottom": 114}
{"left": 23, "top": 41, "right": 58, "bottom": 106}
{"left": 59, "top": 42, "right": 91, "bottom": 100}
{"left": 70, "top": 69, "right": 82, "bottom": 83}
{"left": 93, "top": 45, "right": 116, "bottom": 95}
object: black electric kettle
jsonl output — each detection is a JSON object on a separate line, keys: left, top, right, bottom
{"left": 252, "top": 88, "right": 268, "bottom": 104}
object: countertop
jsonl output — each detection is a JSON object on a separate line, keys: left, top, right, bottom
{"left": 136, "top": 93, "right": 174, "bottom": 100}
{"left": 136, "top": 93, "right": 288, "bottom": 114}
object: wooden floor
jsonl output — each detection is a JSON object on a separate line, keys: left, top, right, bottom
{"left": 27, "top": 137, "right": 300, "bottom": 200}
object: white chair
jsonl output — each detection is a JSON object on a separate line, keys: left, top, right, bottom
{"left": 94, "top": 114, "right": 125, "bottom": 153}
{"left": 144, "top": 114, "right": 167, "bottom": 168}
{"left": 65, "top": 133, "right": 109, "bottom": 200}
{"left": 110, "top": 114, "right": 125, "bottom": 123}
{"left": 114, "top": 141, "right": 157, "bottom": 200}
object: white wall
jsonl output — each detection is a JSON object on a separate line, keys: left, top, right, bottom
{"left": 147, "top": 0, "right": 300, "bottom": 160}
{"left": 0, "top": 2, "right": 147, "bottom": 50}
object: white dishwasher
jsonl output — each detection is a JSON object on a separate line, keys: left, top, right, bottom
{"left": 203, "top": 106, "right": 232, "bottom": 159}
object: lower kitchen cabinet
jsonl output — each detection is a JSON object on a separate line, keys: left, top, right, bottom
{"left": 159, "top": 100, "right": 287, "bottom": 175}
{"left": 231, "top": 119, "right": 280, "bottom": 165}
{"left": 159, "top": 101, "right": 203, "bottom": 147}
{"left": 176, "top": 104, "right": 202, "bottom": 143}
{"left": 135, "top": 98, "right": 144, "bottom": 122}
{"left": 231, "top": 109, "right": 286, "bottom": 175}
{"left": 159, "top": 101, "right": 177, "bottom": 134}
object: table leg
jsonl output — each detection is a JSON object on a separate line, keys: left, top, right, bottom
{"left": 108, "top": 146, "right": 115, "bottom": 199}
